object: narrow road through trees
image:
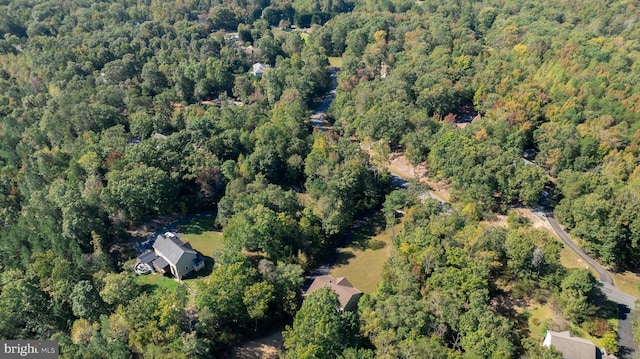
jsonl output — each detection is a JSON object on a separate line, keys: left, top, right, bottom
{"left": 547, "top": 214, "right": 637, "bottom": 359}
{"left": 309, "top": 67, "right": 338, "bottom": 131}
{"left": 547, "top": 215, "right": 613, "bottom": 286}
{"left": 310, "top": 66, "right": 637, "bottom": 357}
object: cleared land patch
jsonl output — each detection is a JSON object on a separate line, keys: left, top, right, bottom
{"left": 180, "top": 218, "right": 225, "bottom": 258}
{"left": 179, "top": 218, "right": 224, "bottom": 286}
{"left": 133, "top": 272, "right": 181, "bottom": 291}
{"left": 328, "top": 56, "right": 343, "bottom": 68}
{"left": 329, "top": 213, "right": 399, "bottom": 294}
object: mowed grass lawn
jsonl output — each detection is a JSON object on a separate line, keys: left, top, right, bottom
{"left": 610, "top": 271, "right": 640, "bottom": 298}
{"left": 329, "top": 213, "right": 398, "bottom": 294}
{"left": 134, "top": 272, "right": 181, "bottom": 291}
{"left": 179, "top": 218, "right": 225, "bottom": 258}
{"left": 179, "top": 218, "right": 225, "bottom": 287}
{"left": 558, "top": 239, "right": 600, "bottom": 281}
{"left": 526, "top": 304, "right": 554, "bottom": 339}
{"left": 328, "top": 56, "right": 343, "bottom": 68}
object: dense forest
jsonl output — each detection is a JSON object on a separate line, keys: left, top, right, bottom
{"left": 321, "top": 0, "right": 640, "bottom": 269}
{"left": 0, "top": 0, "right": 639, "bottom": 357}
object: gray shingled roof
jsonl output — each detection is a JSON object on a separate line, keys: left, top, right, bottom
{"left": 153, "top": 233, "right": 196, "bottom": 267}
{"left": 138, "top": 251, "right": 157, "bottom": 264}
{"left": 152, "top": 256, "right": 169, "bottom": 271}
{"left": 544, "top": 331, "right": 597, "bottom": 359}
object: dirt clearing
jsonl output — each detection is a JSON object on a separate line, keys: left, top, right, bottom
{"left": 232, "top": 330, "right": 283, "bottom": 359}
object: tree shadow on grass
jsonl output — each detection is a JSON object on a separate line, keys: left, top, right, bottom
{"left": 138, "top": 283, "right": 158, "bottom": 294}
{"left": 602, "top": 299, "right": 622, "bottom": 320}
{"left": 181, "top": 256, "right": 215, "bottom": 280}
{"left": 349, "top": 213, "right": 386, "bottom": 251}
{"left": 333, "top": 251, "right": 356, "bottom": 266}
{"left": 178, "top": 218, "right": 217, "bottom": 235}
{"left": 368, "top": 239, "right": 386, "bottom": 250}
{"left": 135, "top": 273, "right": 181, "bottom": 294}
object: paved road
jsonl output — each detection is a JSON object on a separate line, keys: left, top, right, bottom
{"left": 308, "top": 66, "right": 638, "bottom": 356}
{"left": 311, "top": 67, "right": 638, "bottom": 359}
{"left": 547, "top": 215, "right": 613, "bottom": 286}
{"left": 309, "top": 67, "right": 338, "bottom": 131}
{"left": 547, "top": 214, "right": 637, "bottom": 358}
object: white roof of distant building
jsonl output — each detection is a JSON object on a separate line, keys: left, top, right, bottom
{"left": 251, "top": 63, "right": 269, "bottom": 76}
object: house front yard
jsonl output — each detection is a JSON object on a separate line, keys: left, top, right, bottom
{"left": 179, "top": 218, "right": 225, "bottom": 288}
{"left": 180, "top": 226, "right": 225, "bottom": 258}
{"left": 329, "top": 213, "right": 399, "bottom": 294}
{"left": 133, "top": 272, "right": 181, "bottom": 291}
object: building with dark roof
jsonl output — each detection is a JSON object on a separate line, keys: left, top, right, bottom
{"left": 137, "top": 232, "right": 204, "bottom": 280}
{"left": 306, "top": 275, "right": 363, "bottom": 311}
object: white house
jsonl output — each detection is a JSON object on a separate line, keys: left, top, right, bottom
{"left": 251, "top": 62, "right": 269, "bottom": 77}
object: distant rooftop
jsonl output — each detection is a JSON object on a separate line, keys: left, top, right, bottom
{"left": 306, "top": 275, "right": 362, "bottom": 311}
{"left": 251, "top": 63, "right": 269, "bottom": 77}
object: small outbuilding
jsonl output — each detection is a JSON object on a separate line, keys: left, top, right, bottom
{"left": 251, "top": 62, "right": 269, "bottom": 77}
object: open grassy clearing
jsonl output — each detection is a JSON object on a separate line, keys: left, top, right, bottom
{"left": 329, "top": 213, "right": 398, "bottom": 294}
{"left": 558, "top": 240, "right": 600, "bottom": 281}
{"left": 134, "top": 272, "right": 181, "bottom": 291}
{"left": 179, "top": 218, "right": 225, "bottom": 287}
{"left": 328, "top": 56, "right": 343, "bottom": 68}
{"left": 526, "top": 304, "right": 555, "bottom": 339}
{"left": 180, "top": 218, "right": 225, "bottom": 258}
{"left": 610, "top": 271, "right": 640, "bottom": 298}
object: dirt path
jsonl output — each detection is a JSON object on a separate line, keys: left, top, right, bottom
{"left": 385, "top": 152, "right": 450, "bottom": 203}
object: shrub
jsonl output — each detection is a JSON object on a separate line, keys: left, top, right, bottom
{"left": 583, "top": 318, "right": 610, "bottom": 338}
{"left": 602, "top": 331, "right": 618, "bottom": 354}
